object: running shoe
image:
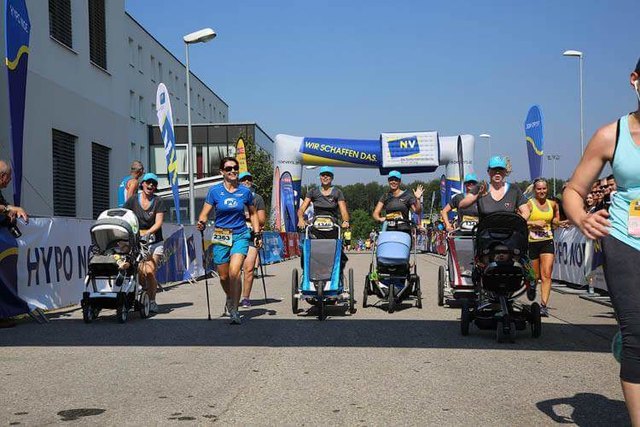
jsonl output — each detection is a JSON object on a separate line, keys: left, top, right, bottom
{"left": 222, "top": 298, "right": 232, "bottom": 317}
{"left": 241, "top": 298, "right": 251, "bottom": 308}
{"left": 229, "top": 310, "right": 242, "bottom": 325}
{"left": 149, "top": 301, "right": 159, "bottom": 313}
{"left": 540, "top": 305, "right": 549, "bottom": 317}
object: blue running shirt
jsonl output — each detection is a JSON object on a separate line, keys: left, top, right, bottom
{"left": 205, "top": 183, "right": 254, "bottom": 232}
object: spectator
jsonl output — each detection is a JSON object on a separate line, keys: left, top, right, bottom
{"left": 118, "top": 161, "right": 144, "bottom": 208}
{"left": 0, "top": 160, "right": 29, "bottom": 329}
{"left": 584, "top": 193, "right": 597, "bottom": 213}
{"left": 343, "top": 228, "right": 352, "bottom": 251}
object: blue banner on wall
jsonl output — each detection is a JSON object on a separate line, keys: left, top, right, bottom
{"left": 525, "top": 105, "right": 544, "bottom": 181}
{"left": 5, "top": 0, "right": 30, "bottom": 206}
{"left": 156, "top": 228, "right": 187, "bottom": 284}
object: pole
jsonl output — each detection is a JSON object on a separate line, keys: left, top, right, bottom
{"left": 186, "top": 43, "right": 195, "bottom": 224}
{"left": 579, "top": 55, "right": 584, "bottom": 155}
{"left": 200, "top": 229, "right": 212, "bottom": 320}
{"left": 553, "top": 157, "right": 557, "bottom": 198}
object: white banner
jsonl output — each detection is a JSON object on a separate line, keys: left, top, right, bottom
{"left": 380, "top": 131, "right": 439, "bottom": 169}
{"left": 552, "top": 227, "right": 590, "bottom": 286}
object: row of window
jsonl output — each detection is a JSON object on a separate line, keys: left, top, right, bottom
{"left": 52, "top": 129, "right": 110, "bottom": 219}
{"left": 128, "top": 91, "right": 225, "bottom": 125}
{"left": 49, "top": 0, "right": 107, "bottom": 69}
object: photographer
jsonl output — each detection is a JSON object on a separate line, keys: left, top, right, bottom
{"left": 0, "top": 160, "right": 28, "bottom": 329}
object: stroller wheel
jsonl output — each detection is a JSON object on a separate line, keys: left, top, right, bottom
{"left": 526, "top": 283, "right": 536, "bottom": 302}
{"left": 387, "top": 282, "right": 395, "bottom": 314}
{"left": 461, "top": 302, "right": 471, "bottom": 336}
{"left": 317, "top": 285, "right": 326, "bottom": 321}
{"left": 82, "top": 304, "right": 94, "bottom": 324}
{"left": 291, "top": 268, "right": 300, "bottom": 314}
{"left": 414, "top": 276, "right": 422, "bottom": 309}
{"left": 116, "top": 295, "right": 128, "bottom": 324}
{"left": 496, "top": 320, "right": 516, "bottom": 343}
{"left": 348, "top": 268, "right": 356, "bottom": 314}
{"left": 437, "top": 266, "right": 445, "bottom": 307}
{"left": 139, "top": 291, "right": 150, "bottom": 319}
{"left": 530, "top": 303, "right": 542, "bottom": 338}
{"left": 362, "top": 275, "right": 370, "bottom": 308}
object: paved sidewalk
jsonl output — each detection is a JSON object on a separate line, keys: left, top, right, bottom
{"left": 0, "top": 253, "right": 629, "bottom": 425}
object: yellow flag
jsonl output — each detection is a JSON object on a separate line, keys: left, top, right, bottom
{"left": 236, "top": 137, "right": 248, "bottom": 174}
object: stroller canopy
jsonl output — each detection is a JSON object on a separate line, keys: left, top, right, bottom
{"left": 475, "top": 212, "right": 529, "bottom": 257}
{"left": 90, "top": 209, "right": 139, "bottom": 253}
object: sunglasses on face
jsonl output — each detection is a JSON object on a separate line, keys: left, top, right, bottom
{"left": 223, "top": 166, "right": 239, "bottom": 172}
{"left": 489, "top": 168, "right": 506, "bottom": 174}
{"left": 320, "top": 173, "right": 333, "bottom": 178}
{"left": 388, "top": 178, "right": 400, "bottom": 183}
{"left": 144, "top": 181, "right": 157, "bottom": 187}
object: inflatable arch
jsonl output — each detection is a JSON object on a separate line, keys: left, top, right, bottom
{"left": 271, "top": 132, "right": 475, "bottom": 232}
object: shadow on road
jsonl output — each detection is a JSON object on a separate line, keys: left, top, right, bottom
{"left": 536, "top": 393, "right": 630, "bottom": 426}
{"left": 0, "top": 317, "right": 617, "bottom": 352}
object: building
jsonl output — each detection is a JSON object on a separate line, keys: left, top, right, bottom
{"left": 0, "top": 0, "right": 229, "bottom": 219}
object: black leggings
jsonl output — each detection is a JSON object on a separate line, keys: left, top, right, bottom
{"left": 602, "top": 235, "right": 640, "bottom": 383}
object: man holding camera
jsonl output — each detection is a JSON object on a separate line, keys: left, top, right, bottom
{"left": 0, "top": 160, "right": 28, "bottom": 328}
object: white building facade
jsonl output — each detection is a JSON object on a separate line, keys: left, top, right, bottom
{"left": 0, "top": 0, "right": 228, "bottom": 219}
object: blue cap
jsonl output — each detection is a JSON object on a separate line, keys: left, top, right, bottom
{"left": 319, "top": 166, "right": 334, "bottom": 176}
{"left": 388, "top": 170, "right": 402, "bottom": 180}
{"left": 464, "top": 173, "right": 478, "bottom": 183}
{"left": 487, "top": 156, "right": 507, "bottom": 169}
{"left": 140, "top": 172, "right": 159, "bottom": 184}
{"left": 239, "top": 171, "right": 252, "bottom": 181}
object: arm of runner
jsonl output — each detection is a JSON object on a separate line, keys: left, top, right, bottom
{"left": 197, "top": 202, "right": 213, "bottom": 231}
{"left": 125, "top": 178, "right": 139, "bottom": 200}
{"left": 145, "top": 212, "right": 164, "bottom": 238}
{"left": 338, "top": 199, "right": 350, "bottom": 228}
{"left": 297, "top": 197, "right": 312, "bottom": 229}
{"left": 564, "top": 124, "right": 614, "bottom": 239}
{"left": 440, "top": 204, "right": 453, "bottom": 231}
{"left": 372, "top": 201, "right": 385, "bottom": 223}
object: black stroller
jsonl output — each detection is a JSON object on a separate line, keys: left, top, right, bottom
{"left": 460, "top": 212, "right": 541, "bottom": 342}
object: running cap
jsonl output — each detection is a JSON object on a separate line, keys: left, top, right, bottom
{"left": 464, "top": 173, "right": 478, "bottom": 183}
{"left": 487, "top": 156, "right": 507, "bottom": 169}
{"left": 140, "top": 172, "right": 159, "bottom": 185}
{"left": 319, "top": 166, "right": 334, "bottom": 176}
{"left": 238, "top": 171, "right": 252, "bottom": 181}
{"left": 388, "top": 170, "right": 402, "bottom": 180}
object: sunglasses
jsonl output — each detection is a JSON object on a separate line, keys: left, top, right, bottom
{"left": 144, "top": 181, "right": 157, "bottom": 187}
{"left": 489, "top": 168, "right": 506, "bottom": 173}
{"left": 223, "top": 166, "right": 239, "bottom": 172}
{"left": 388, "top": 178, "right": 400, "bottom": 182}
{"left": 320, "top": 173, "right": 333, "bottom": 178}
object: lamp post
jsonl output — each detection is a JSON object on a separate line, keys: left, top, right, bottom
{"left": 184, "top": 28, "right": 216, "bottom": 224}
{"left": 547, "top": 154, "right": 560, "bottom": 197}
{"left": 479, "top": 133, "right": 491, "bottom": 159}
{"left": 563, "top": 50, "right": 584, "bottom": 155}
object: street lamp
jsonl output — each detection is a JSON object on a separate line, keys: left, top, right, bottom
{"left": 184, "top": 27, "right": 216, "bottom": 224}
{"left": 547, "top": 154, "right": 561, "bottom": 197}
{"left": 479, "top": 133, "right": 491, "bottom": 158}
{"left": 563, "top": 49, "right": 584, "bottom": 155}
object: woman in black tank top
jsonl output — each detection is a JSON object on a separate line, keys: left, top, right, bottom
{"left": 372, "top": 170, "right": 424, "bottom": 225}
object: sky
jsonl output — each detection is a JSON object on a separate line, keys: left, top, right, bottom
{"left": 126, "top": 0, "right": 638, "bottom": 187}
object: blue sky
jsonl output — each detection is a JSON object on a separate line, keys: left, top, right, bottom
{"left": 126, "top": 0, "right": 638, "bottom": 186}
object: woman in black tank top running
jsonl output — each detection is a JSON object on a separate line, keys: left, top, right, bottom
{"left": 372, "top": 170, "right": 424, "bottom": 226}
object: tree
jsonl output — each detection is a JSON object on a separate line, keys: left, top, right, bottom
{"left": 350, "top": 208, "right": 377, "bottom": 240}
{"left": 242, "top": 133, "right": 273, "bottom": 212}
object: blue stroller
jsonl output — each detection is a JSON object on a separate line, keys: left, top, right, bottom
{"left": 291, "top": 215, "right": 356, "bottom": 320}
{"left": 363, "top": 217, "right": 422, "bottom": 312}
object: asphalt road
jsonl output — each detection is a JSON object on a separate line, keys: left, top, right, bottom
{"left": 0, "top": 253, "right": 629, "bottom": 426}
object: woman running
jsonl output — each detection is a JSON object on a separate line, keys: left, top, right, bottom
{"left": 563, "top": 58, "right": 640, "bottom": 423}
{"left": 197, "top": 157, "right": 261, "bottom": 325}
{"left": 440, "top": 173, "right": 479, "bottom": 232}
{"left": 297, "top": 166, "right": 349, "bottom": 236}
{"left": 372, "top": 170, "right": 424, "bottom": 228}
{"left": 526, "top": 178, "right": 560, "bottom": 317}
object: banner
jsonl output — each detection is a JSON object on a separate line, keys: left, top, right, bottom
{"left": 300, "top": 137, "right": 380, "bottom": 167}
{"left": 236, "top": 137, "right": 248, "bottom": 174}
{"left": 439, "top": 174, "right": 447, "bottom": 209}
{"left": 156, "top": 228, "right": 186, "bottom": 284}
{"left": 380, "top": 132, "right": 439, "bottom": 171}
{"left": 260, "top": 231, "right": 284, "bottom": 264}
{"left": 156, "top": 83, "right": 181, "bottom": 224}
{"left": 279, "top": 172, "right": 296, "bottom": 232}
{"left": 552, "top": 226, "right": 589, "bottom": 285}
{"left": 0, "top": 226, "right": 29, "bottom": 317}
{"left": 525, "top": 105, "right": 544, "bottom": 181}
{"left": 5, "top": 0, "right": 30, "bottom": 206}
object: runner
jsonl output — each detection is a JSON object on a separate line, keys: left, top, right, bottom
{"left": 526, "top": 178, "right": 561, "bottom": 317}
{"left": 440, "top": 173, "right": 479, "bottom": 232}
{"left": 563, "top": 58, "right": 640, "bottom": 423}
{"left": 118, "top": 161, "right": 144, "bottom": 208}
{"left": 372, "top": 170, "right": 424, "bottom": 228}
{"left": 122, "top": 172, "right": 165, "bottom": 313}
{"left": 238, "top": 172, "right": 267, "bottom": 308}
{"left": 196, "top": 157, "right": 261, "bottom": 325}
{"left": 457, "top": 156, "right": 530, "bottom": 219}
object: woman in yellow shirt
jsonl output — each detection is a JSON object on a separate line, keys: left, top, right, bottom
{"left": 527, "top": 178, "right": 560, "bottom": 317}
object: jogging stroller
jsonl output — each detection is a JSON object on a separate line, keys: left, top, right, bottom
{"left": 363, "top": 217, "right": 422, "bottom": 312}
{"left": 291, "top": 215, "right": 355, "bottom": 320}
{"left": 81, "top": 208, "right": 150, "bottom": 323}
{"left": 460, "top": 212, "right": 541, "bottom": 342}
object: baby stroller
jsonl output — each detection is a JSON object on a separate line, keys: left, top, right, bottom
{"left": 460, "top": 212, "right": 541, "bottom": 342}
{"left": 363, "top": 216, "right": 422, "bottom": 313}
{"left": 291, "top": 215, "right": 355, "bottom": 321}
{"left": 438, "top": 226, "right": 476, "bottom": 307}
{"left": 81, "top": 208, "right": 149, "bottom": 324}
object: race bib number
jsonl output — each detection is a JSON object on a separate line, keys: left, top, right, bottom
{"left": 212, "top": 228, "right": 233, "bottom": 247}
{"left": 386, "top": 212, "right": 403, "bottom": 220}
{"left": 313, "top": 217, "right": 334, "bottom": 229}
{"left": 460, "top": 215, "right": 478, "bottom": 230}
{"left": 629, "top": 198, "right": 640, "bottom": 237}
{"left": 529, "top": 228, "right": 552, "bottom": 241}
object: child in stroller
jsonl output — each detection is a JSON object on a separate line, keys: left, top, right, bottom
{"left": 461, "top": 212, "right": 541, "bottom": 342}
{"left": 81, "top": 208, "right": 150, "bottom": 323}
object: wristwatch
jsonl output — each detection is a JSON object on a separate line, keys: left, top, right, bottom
{"left": 2, "top": 205, "right": 10, "bottom": 214}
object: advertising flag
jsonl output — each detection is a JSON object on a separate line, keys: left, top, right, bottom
{"left": 155, "top": 84, "right": 181, "bottom": 224}
{"left": 279, "top": 172, "right": 296, "bottom": 232}
{"left": 5, "top": 0, "right": 30, "bottom": 206}
{"left": 236, "top": 137, "right": 248, "bottom": 174}
{"left": 525, "top": 105, "right": 544, "bottom": 180}
{"left": 439, "top": 174, "right": 447, "bottom": 209}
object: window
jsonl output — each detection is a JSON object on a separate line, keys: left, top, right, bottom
{"left": 52, "top": 129, "right": 76, "bottom": 217}
{"left": 150, "top": 56, "right": 156, "bottom": 81}
{"left": 151, "top": 102, "right": 156, "bottom": 118}
{"left": 130, "top": 142, "right": 136, "bottom": 163}
{"left": 168, "top": 70, "right": 174, "bottom": 94}
{"left": 91, "top": 143, "right": 110, "bottom": 219}
{"left": 128, "top": 38, "right": 135, "bottom": 66}
{"left": 49, "top": 0, "right": 72, "bottom": 48}
{"left": 158, "top": 62, "right": 163, "bottom": 82}
{"left": 88, "top": 0, "right": 107, "bottom": 69}
{"left": 138, "top": 96, "right": 145, "bottom": 123}
{"left": 174, "top": 75, "right": 180, "bottom": 99}
{"left": 137, "top": 45, "right": 143, "bottom": 72}
{"left": 129, "top": 91, "right": 136, "bottom": 118}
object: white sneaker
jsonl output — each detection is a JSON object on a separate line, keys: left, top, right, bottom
{"left": 223, "top": 298, "right": 232, "bottom": 317}
{"left": 149, "top": 301, "right": 159, "bottom": 313}
{"left": 229, "top": 310, "right": 242, "bottom": 325}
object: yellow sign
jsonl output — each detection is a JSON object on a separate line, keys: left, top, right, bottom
{"left": 236, "top": 137, "right": 248, "bottom": 174}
